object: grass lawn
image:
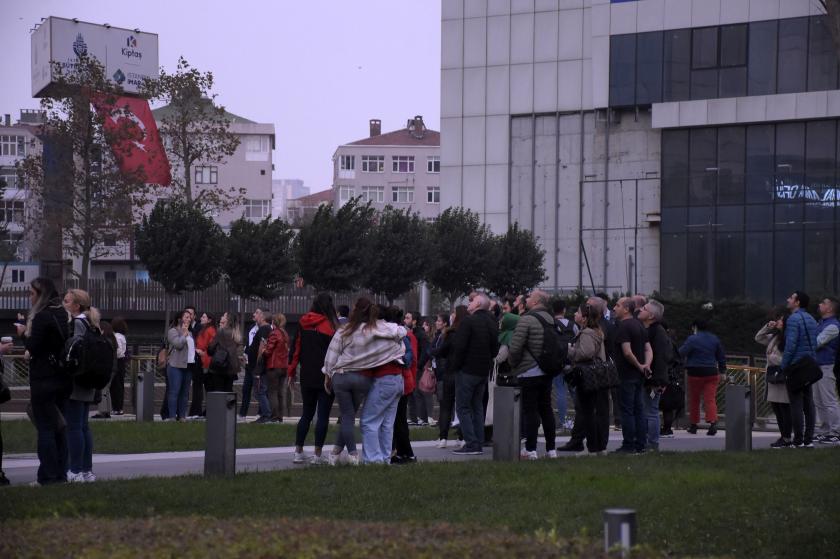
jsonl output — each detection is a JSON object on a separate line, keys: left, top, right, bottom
{"left": 3, "top": 449, "right": 839, "bottom": 558}
{"left": 0, "top": 418, "right": 440, "bottom": 454}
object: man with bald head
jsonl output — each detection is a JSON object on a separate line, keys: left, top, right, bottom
{"left": 450, "top": 292, "right": 499, "bottom": 455}
{"left": 613, "top": 297, "right": 653, "bottom": 454}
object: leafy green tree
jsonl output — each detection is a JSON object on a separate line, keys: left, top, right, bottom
{"left": 484, "top": 223, "right": 546, "bottom": 297}
{"left": 225, "top": 216, "right": 296, "bottom": 331}
{"left": 135, "top": 199, "right": 225, "bottom": 325}
{"left": 293, "top": 197, "right": 375, "bottom": 292}
{"left": 427, "top": 207, "right": 493, "bottom": 307}
{"left": 142, "top": 57, "right": 242, "bottom": 211}
{"left": 363, "top": 206, "right": 430, "bottom": 305}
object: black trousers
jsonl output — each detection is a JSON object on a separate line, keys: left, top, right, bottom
{"left": 109, "top": 357, "right": 126, "bottom": 412}
{"left": 437, "top": 376, "right": 457, "bottom": 440}
{"left": 393, "top": 395, "right": 414, "bottom": 457}
{"left": 188, "top": 362, "right": 205, "bottom": 416}
{"left": 568, "top": 389, "right": 585, "bottom": 444}
{"left": 578, "top": 387, "right": 610, "bottom": 452}
{"left": 520, "top": 375, "right": 556, "bottom": 452}
{"left": 771, "top": 402, "right": 792, "bottom": 439}
{"left": 788, "top": 385, "right": 815, "bottom": 445}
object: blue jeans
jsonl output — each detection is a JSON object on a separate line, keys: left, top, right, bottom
{"left": 360, "top": 374, "right": 403, "bottom": 464}
{"left": 166, "top": 365, "right": 191, "bottom": 420}
{"left": 553, "top": 374, "right": 569, "bottom": 426}
{"left": 255, "top": 374, "right": 271, "bottom": 419}
{"left": 332, "top": 372, "right": 372, "bottom": 454}
{"left": 620, "top": 378, "right": 647, "bottom": 452}
{"left": 644, "top": 389, "right": 661, "bottom": 449}
{"left": 455, "top": 373, "right": 486, "bottom": 451}
{"left": 239, "top": 369, "right": 254, "bottom": 416}
{"left": 64, "top": 399, "right": 93, "bottom": 473}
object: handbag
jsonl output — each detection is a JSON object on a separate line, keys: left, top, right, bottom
{"left": 784, "top": 319, "right": 823, "bottom": 392}
{"left": 569, "top": 358, "right": 619, "bottom": 393}
{"left": 209, "top": 346, "right": 230, "bottom": 373}
{"left": 765, "top": 364, "right": 786, "bottom": 385}
{"left": 418, "top": 365, "right": 437, "bottom": 394}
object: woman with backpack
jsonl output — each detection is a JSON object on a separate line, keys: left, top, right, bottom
{"left": 61, "top": 289, "right": 98, "bottom": 482}
{"left": 755, "top": 308, "right": 793, "bottom": 448}
{"left": 207, "top": 312, "right": 244, "bottom": 393}
{"left": 288, "top": 293, "right": 338, "bottom": 465}
{"left": 15, "top": 278, "right": 72, "bottom": 485}
{"left": 166, "top": 310, "right": 194, "bottom": 422}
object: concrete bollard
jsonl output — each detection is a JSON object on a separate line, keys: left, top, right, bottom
{"left": 603, "top": 508, "right": 637, "bottom": 555}
{"left": 135, "top": 369, "right": 155, "bottom": 423}
{"left": 725, "top": 384, "right": 752, "bottom": 452}
{"left": 492, "top": 385, "right": 521, "bottom": 461}
{"left": 205, "top": 392, "right": 237, "bottom": 477}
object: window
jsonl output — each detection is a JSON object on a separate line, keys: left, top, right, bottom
{"left": 392, "top": 156, "right": 415, "bottom": 173}
{"left": 636, "top": 32, "right": 663, "bottom": 105}
{"left": 688, "top": 128, "right": 716, "bottom": 205}
{"left": 245, "top": 136, "right": 270, "bottom": 162}
{"left": 663, "top": 29, "right": 691, "bottom": 102}
{"left": 361, "top": 155, "right": 384, "bottom": 173}
{"left": 748, "top": 21, "right": 777, "bottom": 96}
{"left": 360, "top": 186, "right": 384, "bottom": 203}
{"left": 718, "top": 24, "right": 747, "bottom": 97}
{"left": 808, "top": 16, "right": 838, "bottom": 91}
{"left": 778, "top": 18, "right": 808, "bottom": 94}
{"left": 194, "top": 166, "right": 218, "bottom": 184}
{"left": 692, "top": 27, "right": 718, "bottom": 69}
{"left": 338, "top": 185, "right": 355, "bottom": 204}
{"left": 746, "top": 124, "right": 775, "bottom": 203}
{"left": 0, "top": 135, "right": 25, "bottom": 157}
{"left": 0, "top": 172, "right": 17, "bottom": 190}
{"left": 609, "top": 34, "right": 637, "bottom": 106}
{"left": 426, "top": 186, "right": 440, "bottom": 204}
{"left": 339, "top": 155, "right": 355, "bottom": 171}
{"left": 103, "top": 235, "right": 117, "bottom": 247}
{"left": 717, "top": 127, "right": 745, "bottom": 205}
{"left": 11, "top": 269, "right": 24, "bottom": 283}
{"left": 243, "top": 199, "right": 271, "bottom": 220}
{"left": 1, "top": 200, "right": 24, "bottom": 224}
{"left": 391, "top": 186, "right": 414, "bottom": 203}
{"left": 427, "top": 156, "right": 440, "bottom": 173}
{"left": 103, "top": 271, "right": 118, "bottom": 282}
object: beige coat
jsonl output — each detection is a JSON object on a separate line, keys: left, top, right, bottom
{"left": 755, "top": 324, "right": 789, "bottom": 404}
{"left": 568, "top": 327, "right": 606, "bottom": 364}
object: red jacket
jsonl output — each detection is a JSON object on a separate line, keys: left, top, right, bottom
{"left": 288, "top": 312, "right": 336, "bottom": 384}
{"left": 263, "top": 327, "right": 290, "bottom": 370}
{"left": 403, "top": 331, "right": 418, "bottom": 395}
{"left": 195, "top": 325, "right": 217, "bottom": 369}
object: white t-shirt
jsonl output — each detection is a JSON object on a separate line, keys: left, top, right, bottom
{"left": 186, "top": 334, "right": 196, "bottom": 364}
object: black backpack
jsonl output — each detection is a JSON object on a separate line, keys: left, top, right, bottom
{"left": 62, "top": 317, "right": 115, "bottom": 390}
{"left": 526, "top": 312, "right": 568, "bottom": 377}
{"left": 666, "top": 338, "right": 685, "bottom": 387}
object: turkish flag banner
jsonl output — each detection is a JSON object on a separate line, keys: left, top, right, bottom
{"left": 90, "top": 94, "right": 171, "bottom": 186}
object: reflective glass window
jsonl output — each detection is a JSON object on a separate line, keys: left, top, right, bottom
{"left": 689, "top": 128, "right": 716, "bottom": 205}
{"left": 691, "top": 68, "right": 718, "bottom": 100}
{"left": 662, "top": 130, "right": 689, "bottom": 207}
{"left": 748, "top": 21, "right": 778, "bottom": 96}
{"left": 808, "top": 16, "right": 838, "bottom": 92}
{"left": 636, "top": 32, "right": 663, "bottom": 105}
{"left": 774, "top": 231, "right": 804, "bottom": 302}
{"left": 718, "top": 126, "right": 745, "bottom": 204}
{"left": 692, "top": 27, "right": 718, "bottom": 69}
{"left": 660, "top": 233, "right": 687, "bottom": 297}
{"left": 687, "top": 232, "right": 713, "bottom": 296}
{"left": 805, "top": 230, "right": 835, "bottom": 295}
{"left": 719, "top": 67, "right": 746, "bottom": 98}
{"left": 661, "top": 207, "right": 687, "bottom": 234}
{"left": 720, "top": 24, "right": 747, "bottom": 67}
{"left": 778, "top": 18, "right": 808, "bottom": 94}
{"left": 663, "top": 29, "right": 691, "bottom": 101}
{"left": 746, "top": 124, "right": 775, "bottom": 203}
{"left": 716, "top": 233, "right": 744, "bottom": 299}
{"left": 610, "top": 34, "right": 637, "bottom": 106}
{"left": 745, "top": 232, "right": 773, "bottom": 302}
{"left": 745, "top": 205, "right": 773, "bottom": 231}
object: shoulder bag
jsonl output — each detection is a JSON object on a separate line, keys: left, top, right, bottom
{"left": 784, "top": 317, "right": 823, "bottom": 392}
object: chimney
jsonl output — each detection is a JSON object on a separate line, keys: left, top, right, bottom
{"left": 3, "top": 114, "right": 9, "bottom": 127}
{"left": 369, "top": 119, "right": 381, "bottom": 137}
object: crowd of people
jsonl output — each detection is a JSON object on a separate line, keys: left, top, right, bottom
{"left": 3, "top": 275, "right": 839, "bottom": 485}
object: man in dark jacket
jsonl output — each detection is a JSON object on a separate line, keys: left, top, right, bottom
{"left": 638, "top": 300, "right": 670, "bottom": 451}
{"left": 450, "top": 293, "right": 499, "bottom": 455}
{"left": 240, "top": 308, "right": 272, "bottom": 420}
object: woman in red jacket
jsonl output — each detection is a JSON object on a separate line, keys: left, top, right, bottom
{"left": 288, "top": 294, "right": 338, "bottom": 464}
{"left": 194, "top": 313, "right": 217, "bottom": 417}
{"left": 262, "top": 313, "right": 290, "bottom": 422}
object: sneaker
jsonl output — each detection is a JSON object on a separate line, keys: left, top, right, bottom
{"left": 452, "top": 447, "right": 483, "bottom": 456}
{"left": 417, "top": 421, "right": 430, "bottom": 427}
{"left": 436, "top": 438, "right": 448, "bottom": 449}
{"left": 327, "top": 452, "right": 342, "bottom": 466}
{"left": 236, "top": 416, "right": 248, "bottom": 423}
{"left": 309, "top": 454, "right": 328, "bottom": 465}
{"left": 346, "top": 453, "right": 360, "bottom": 466}
{"left": 427, "top": 418, "right": 438, "bottom": 426}
{"left": 660, "top": 429, "right": 675, "bottom": 438}
{"left": 520, "top": 450, "right": 538, "bottom": 460}
{"left": 67, "top": 471, "right": 85, "bottom": 483}
{"left": 706, "top": 422, "right": 718, "bottom": 436}
{"left": 802, "top": 441, "right": 815, "bottom": 449}
{"left": 452, "top": 439, "right": 465, "bottom": 449}
{"left": 546, "top": 450, "right": 558, "bottom": 459}
{"left": 687, "top": 424, "right": 698, "bottom": 434}
{"left": 253, "top": 417, "right": 271, "bottom": 424}
{"left": 770, "top": 438, "right": 792, "bottom": 449}
{"left": 82, "top": 471, "right": 96, "bottom": 483}
{"left": 407, "top": 419, "right": 420, "bottom": 426}
{"left": 293, "top": 452, "right": 308, "bottom": 464}
{"left": 816, "top": 434, "right": 840, "bottom": 445}
{"left": 91, "top": 412, "right": 110, "bottom": 419}
{"left": 112, "top": 410, "right": 124, "bottom": 416}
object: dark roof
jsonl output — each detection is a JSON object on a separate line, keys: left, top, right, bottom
{"left": 291, "top": 189, "right": 334, "bottom": 205}
{"left": 346, "top": 127, "right": 440, "bottom": 147}
{"left": 152, "top": 100, "right": 256, "bottom": 124}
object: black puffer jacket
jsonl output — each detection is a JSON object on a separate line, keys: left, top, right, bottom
{"left": 24, "top": 303, "right": 72, "bottom": 397}
{"left": 451, "top": 310, "right": 500, "bottom": 378}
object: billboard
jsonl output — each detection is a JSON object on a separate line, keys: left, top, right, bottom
{"left": 31, "top": 16, "right": 159, "bottom": 97}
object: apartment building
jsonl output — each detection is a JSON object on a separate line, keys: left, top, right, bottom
{"left": 332, "top": 116, "right": 442, "bottom": 220}
{"left": 441, "top": 0, "right": 839, "bottom": 303}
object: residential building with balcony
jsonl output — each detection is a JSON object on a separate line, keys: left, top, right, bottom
{"left": 332, "top": 116, "right": 441, "bottom": 219}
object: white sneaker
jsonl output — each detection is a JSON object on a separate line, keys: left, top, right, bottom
{"left": 546, "top": 450, "right": 558, "bottom": 459}
{"left": 520, "top": 450, "right": 538, "bottom": 461}
{"left": 346, "top": 453, "right": 360, "bottom": 466}
{"left": 67, "top": 471, "right": 85, "bottom": 483}
{"left": 327, "top": 452, "right": 342, "bottom": 466}
{"left": 453, "top": 439, "right": 465, "bottom": 449}
{"left": 293, "top": 452, "right": 308, "bottom": 464}
{"left": 428, "top": 418, "right": 438, "bottom": 426}
{"left": 309, "top": 454, "right": 328, "bottom": 465}
{"left": 436, "top": 438, "right": 447, "bottom": 449}
{"left": 82, "top": 471, "right": 96, "bottom": 483}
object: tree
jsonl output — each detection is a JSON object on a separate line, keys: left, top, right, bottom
{"left": 293, "top": 197, "right": 375, "bottom": 292}
{"left": 224, "top": 216, "right": 296, "bottom": 332}
{"left": 426, "top": 207, "right": 493, "bottom": 308}
{"left": 135, "top": 199, "right": 226, "bottom": 325}
{"left": 363, "top": 206, "right": 430, "bottom": 305}
{"left": 484, "top": 223, "right": 546, "bottom": 297}
{"left": 142, "top": 57, "right": 242, "bottom": 211}
{"left": 18, "top": 55, "right": 156, "bottom": 286}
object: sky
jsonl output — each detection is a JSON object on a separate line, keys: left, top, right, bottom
{"left": 0, "top": 0, "right": 442, "bottom": 192}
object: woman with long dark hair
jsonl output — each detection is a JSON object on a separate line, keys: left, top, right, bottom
{"left": 322, "top": 298, "right": 406, "bottom": 465}
{"left": 430, "top": 313, "right": 449, "bottom": 435}
{"left": 569, "top": 303, "right": 610, "bottom": 455}
{"left": 288, "top": 293, "right": 338, "bottom": 465}
{"left": 430, "top": 305, "right": 468, "bottom": 447}
{"left": 207, "top": 312, "right": 244, "bottom": 393}
{"left": 756, "top": 308, "right": 792, "bottom": 448}
{"left": 166, "top": 310, "right": 194, "bottom": 421}
{"left": 15, "top": 278, "right": 71, "bottom": 485}
{"left": 192, "top": 312, "right": 217, "bottom": 418}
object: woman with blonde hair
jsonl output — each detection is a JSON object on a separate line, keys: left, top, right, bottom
{"left": 207, "top": 311, "right": 244, "bottom": 393}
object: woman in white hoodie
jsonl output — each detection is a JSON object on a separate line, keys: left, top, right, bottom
{"left": 322, "top": 298, "right": 406, "bottom": 465}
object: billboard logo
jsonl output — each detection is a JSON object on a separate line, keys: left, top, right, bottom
{"left": 113, "top": 69, "right": 126, "bottom": 85}
{"left": 126, "top": 35, "right": 137, "bottom": 48}
{"left": 73, "top": 33, "right": 87, "bottom": 57}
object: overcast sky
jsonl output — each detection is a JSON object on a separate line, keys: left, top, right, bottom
{"left": 0, "top": 0, "right": 442, "bottom": 192}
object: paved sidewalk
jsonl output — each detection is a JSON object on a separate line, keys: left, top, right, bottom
{"left": 2, "top": 430, "right": 783, "bottom": 486}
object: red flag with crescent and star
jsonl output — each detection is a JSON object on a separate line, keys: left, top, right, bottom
{"left": 90, "top": 94, "right": 171, "bottom": 186}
